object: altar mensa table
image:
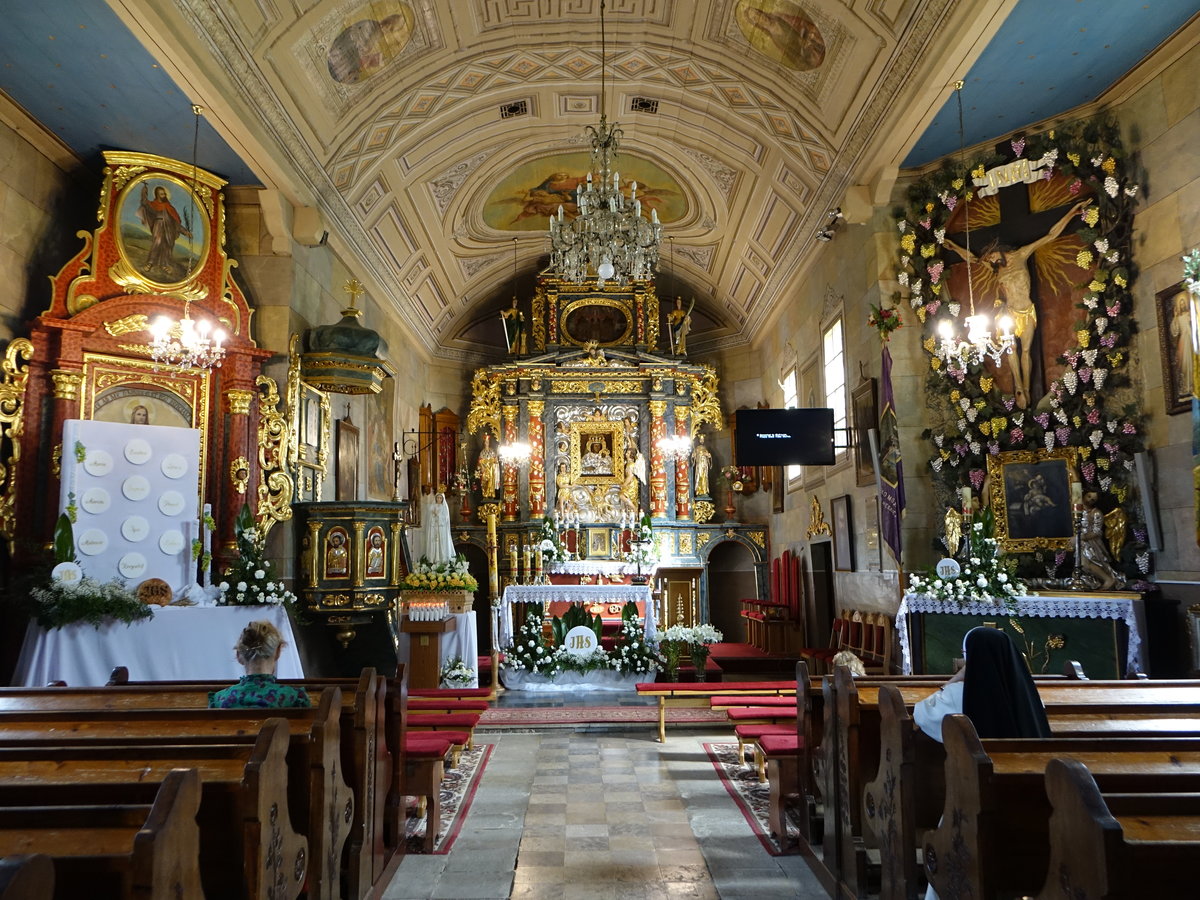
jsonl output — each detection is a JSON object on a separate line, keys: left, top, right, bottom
{"left": 500, "top": 584, "right": 656, "bottom": 647}
{"left": 12, "top": 605, "right": 304, "bottom": 687}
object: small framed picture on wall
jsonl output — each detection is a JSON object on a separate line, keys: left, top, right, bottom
{"left": 831, "top": 494, "right": 854, "bottom": 572}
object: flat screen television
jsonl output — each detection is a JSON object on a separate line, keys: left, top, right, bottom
{"left": 735, "top": 408, "right": 836, "bottom": 466}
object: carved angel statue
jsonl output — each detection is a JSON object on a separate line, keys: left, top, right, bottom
{"left": 1079, "top": 492, "right": 1126, "bottom": 591}
{"left": 944, "top": 507, "right": 963, "bottom": 559}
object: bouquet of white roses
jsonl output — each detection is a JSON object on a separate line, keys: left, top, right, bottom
{"left": 218, "top": 505, "right": 297, "bottom": 608}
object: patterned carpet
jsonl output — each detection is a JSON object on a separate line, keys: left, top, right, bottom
{"left": 478, "top": 705, "right": 728, "bottom": 726}
{"left": 704, "top": 742, "right": 801, "bottom": 856}
{"left": 404, "top": 743, "right": 492, "bottom": 854}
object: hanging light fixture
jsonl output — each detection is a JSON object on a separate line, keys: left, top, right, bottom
{"left": 498, "top": 441, "right": 532, "bottom": 465}
{"left": 147, "top": 105, "right": 226, "bottom": 370}
{"left": 934, "top": 83, "right": 1015, "bottom": 368}
{"left": 548, "top": 0, "right": 662, "bottom": 287}
{"left": 655, "top": 434, "right": 692, "bottom": 460}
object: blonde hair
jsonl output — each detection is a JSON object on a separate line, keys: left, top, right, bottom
{"left": 235, "top": 621, "right": 284, "bottom": 663}
{"left": 832, "top": 650, "right": 866, "bottom": 676}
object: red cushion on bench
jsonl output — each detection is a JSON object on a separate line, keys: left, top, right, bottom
{"left": 710, "top": 695, "right": 796, "bottom": 708}
{"left": 758, "top": 734, "right": 803, "bottom": 757}
{"left": 408, "top": 700, "right": 490, "bottom": 712}
{"left": 733, "top": 723, "right": 796, "bottom": 740}
{"left": 408, "top": 713, "right": 481, "bottom": 728}
{"left": 726, "top": 706, "right": 797, "bottom": 722}
{"left": 404, "top": 736, "right": 454, "bottom": 759}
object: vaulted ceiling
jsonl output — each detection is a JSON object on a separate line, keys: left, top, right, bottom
{"left": 3, "top": 1, "right": 1196, "bottom": 361}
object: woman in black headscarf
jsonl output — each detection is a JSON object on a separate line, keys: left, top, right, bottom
{"left": 915, "top": 626, "right": 1050, "bottom": 742}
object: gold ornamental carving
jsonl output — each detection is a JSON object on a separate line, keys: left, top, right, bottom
{"left": 697, "top": 532, "right": 712, "bottom": 547}
{"left": 694, "top": 501, "right": 715, "bottom": 524}
{"left": 255, "top": 375, "right": 294, "bottom": 537}
{"left": 748, "top": 531, "right": 766, "bottom": 548}
{"left": 50, "top": 444, "right": 62, "bottom": 478}
{"left": 226, "top": 388, "right": 254, "bottom": 416}
{"left": 324, "top": 593, "right": 352, "bottom": 608}
{"left": 103, "top": 314, "right": 151, "bottom": 337}
{"left": 478, "top": 501, "right": 501, "bottom": 525}
{"left": 807, "top": 496, "right": 832, "bottom": 538}
{"left": 648, "top": 400, "right": 667, "bottom": 417}
{"left": 230, "top": 456, "right": 250, "bottom": 494}
{"left": 550, "top": 379, "right": 645, "bottom": 394}
{"left": 645, "top": 283, "right": 660, "bottom": 351}
{"left": 678, "top": 532, "right": 694, "bottom": 554}
{"left": 0, "top": 339, "right": 33, "bottom": 543}
{"left": 527, "top": 400, "right": 545, "bottom": 417}
{"left": 531, "top": 284, "right": 547, "bottom": 351}
{"left": 50, "top": 370, "right": 83, "bottom": 402}
{"left": 690, "top": 365, "right": 725, "bottom": 431}
{"left": 466, "top": 368, "right": 501, "bottom": 435}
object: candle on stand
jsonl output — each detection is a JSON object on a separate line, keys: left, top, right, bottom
{"left": 960, "top": 486, "right": 972, "bottom": 511}
{"left": 1071, "top": 481, "right": 1083, "bottom": 508}
{"left": 522, "top": 542, "right": 531, "bottom": 585}
{"left": 487, "top": 514, "right": 499, "bottom": 597}
{"left": 509, "top": 545, "right": 519, "bottom": 579}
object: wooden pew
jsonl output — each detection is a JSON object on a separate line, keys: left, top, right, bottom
{"left": 0, "top": 768, "right": 202, "bottom": 900}
{"left": 924, "top": 714, "right": 1200, "bottom": 900}
{"left": 0, "top": 856, "right": 53, "bottom": 900}
{"left": 1032, "top": 757, "right": 1200, "bottom": 899}
{"left": 0, "top": 719, "right": 305, "bottom": 900}
{"left": 864, "top": 682, "right": 1200, "bottom": 900}
{"left": 0, "top": 693, "right": 352, "bottom": 900}
{"left": 826, "top": 671, "right": 1200, "bottom": 899}
{"left": 0, "top": 674, "right": 385, "bottom": 900}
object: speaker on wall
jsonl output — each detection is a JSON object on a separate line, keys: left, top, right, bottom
{"left": 1134, "top": 451, "right": 1163, "bottom": 552}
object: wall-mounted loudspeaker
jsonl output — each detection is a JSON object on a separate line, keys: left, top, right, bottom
{"left": 1134, "top": 451, "right": 1163, "bottom": 552}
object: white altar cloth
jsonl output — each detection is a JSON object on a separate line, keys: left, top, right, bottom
{"left": 396, "top": 612, "right": 480, "bottom": 688}
{"left": 896, "top": 593, "right": 1146, "bottom": 675}
{"left": 500, "top": 584, "right": 655, "bottom": 647}
{"left": 547, "top": 560, "right": 659, "bottom": 578}
{"left": 12, "top": 605, "right": 304, "bottom": 687}
{"left": 501, "top": 670, "right": 643, "bottom": 692}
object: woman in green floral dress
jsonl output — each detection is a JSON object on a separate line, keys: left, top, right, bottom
{"left": 208, "top": 620, "right": 310, "bottom": 708}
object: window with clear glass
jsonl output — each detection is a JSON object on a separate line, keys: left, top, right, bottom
{"left": 822, "top": 319, "right": 847, "bottom": 462}
{"left": 781, "top": 368, "right": 800, "bottom": 482}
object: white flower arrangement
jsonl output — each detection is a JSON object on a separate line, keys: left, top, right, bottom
{"left": 908, "top": 511, "right": 1029, "bottom": 607}
{"left": 218, "top": 505, "right": 297, "bottom": 609}
{"left": 439, "top": 656, "right": 475, "bottom": 688}
{"left": 501, "top": 609, "right": 660, "bottom": 677}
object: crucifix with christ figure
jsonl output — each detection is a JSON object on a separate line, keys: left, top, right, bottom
{"left": 942, "top": 154, "right": 1093, "bottom": 409}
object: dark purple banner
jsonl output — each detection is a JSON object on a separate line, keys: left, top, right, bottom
{"left": 879, "top": 347, "right": 905, "bottom": 564}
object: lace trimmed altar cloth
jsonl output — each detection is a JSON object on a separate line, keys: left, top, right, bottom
{"left": 897, "top": 593, "right": 1146, "bottom": 675}
{"left": 500, "top": 584, "right": 655, "bottom": 647}
{"left": 546, "top": 560, "right": 658, "bottom": 578}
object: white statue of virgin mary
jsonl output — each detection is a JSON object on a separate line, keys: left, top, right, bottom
{"left": 423, "top": 491, "right": 456, "bottom": 564}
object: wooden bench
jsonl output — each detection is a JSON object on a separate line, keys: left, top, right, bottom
{"left": 0, "top": 768, "right": 201, "bottom": 900}
{"left": 0, "top": 685, "right": 360, "bottom": 900}
{"left": 0, "top": 718, "right": 305, "bottom": 900}
{"left": 1031, "top": 757, "right": 1200, "bottom": 899}
{"left": 822, "top": 670, "right": 1200, "bottom": 898}
{"left": 864, "top": 682, "right": 1200, "bottom": 900}
{"left": 925, "top": 714, "right": 1200, "bottom": 899}
{"left": 634, "top": 681, "right": 797, "bottom": 743}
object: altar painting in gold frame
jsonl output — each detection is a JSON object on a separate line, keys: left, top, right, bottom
{"left": 82, "top": 353, "right": 211, "bottom": 502}
{"left": 569, "top": 421, "right": 626, "bottom": 486}
{"left": 986, "top": 447, "right": 1079, "bottom": 552}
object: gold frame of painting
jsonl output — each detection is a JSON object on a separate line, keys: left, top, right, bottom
{"left": 560, "top": 297, "right": 635, "bottom": 347}
{"left": 569, "top": 421, "right": 626, "bottom": 486}
{"left": 986, "top": 447, "right": 1080, "bottom": 552}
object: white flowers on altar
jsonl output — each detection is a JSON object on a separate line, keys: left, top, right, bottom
{"left": 908, "top": 511, "right": 1029, "bottom": 607}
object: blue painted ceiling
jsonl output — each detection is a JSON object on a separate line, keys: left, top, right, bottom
{"left": 904, "top": 0, "right": 1198, "bottom": 167}
{"left": 0, "top": 0, "right": 257, "bottom": 185}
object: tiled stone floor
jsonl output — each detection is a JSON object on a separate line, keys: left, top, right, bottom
{"left": 382, "top": 720, "right": 827, "bottom": 899}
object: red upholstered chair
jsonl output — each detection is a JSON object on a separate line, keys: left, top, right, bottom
{"left": 798, "top": 610, "right": 849, "bottom": 674}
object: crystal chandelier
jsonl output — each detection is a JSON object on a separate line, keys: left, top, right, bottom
{"left": 548, "top": 0, "right": 662, "bottom": 287}
{"left": 498, "top": 441, "right": 532, "bottom": 465}
{"left": 934, "top": 83, "right": 1015, "bottom": 368}
{"left": 149, "top": 300, "right": 227, "bottom": 369}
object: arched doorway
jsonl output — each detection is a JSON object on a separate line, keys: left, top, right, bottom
{"left": 455, "top": 542, "right": 492, "bottom": 655}
{"left": 706, "top": 539, "right": 758, "bottom": 644}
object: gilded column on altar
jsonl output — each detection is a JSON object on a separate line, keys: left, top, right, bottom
{"left": 674, "top": 406, "right": 692, "bottom": 520}
{"left": 527, "top": 400, "right": 545, "bottom": 518}
{"left": 501, "top": 403, "right": 519, "bottom": 521}
{"left": 648, "top": 400, "right": 668, "bottom": 517}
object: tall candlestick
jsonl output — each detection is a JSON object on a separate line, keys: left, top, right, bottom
{"left": 201, "top": 502, "right": 212, "bottom": 588}
{"left": 1070, "top": 481, "right": 1083, "bottom": 507}
{"left": 960, "top": 486, "right": 971, "bottom": 511}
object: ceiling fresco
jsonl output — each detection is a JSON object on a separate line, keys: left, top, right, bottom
{"left": 1, "top": 0, "right": 1196, "bottom": 362}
